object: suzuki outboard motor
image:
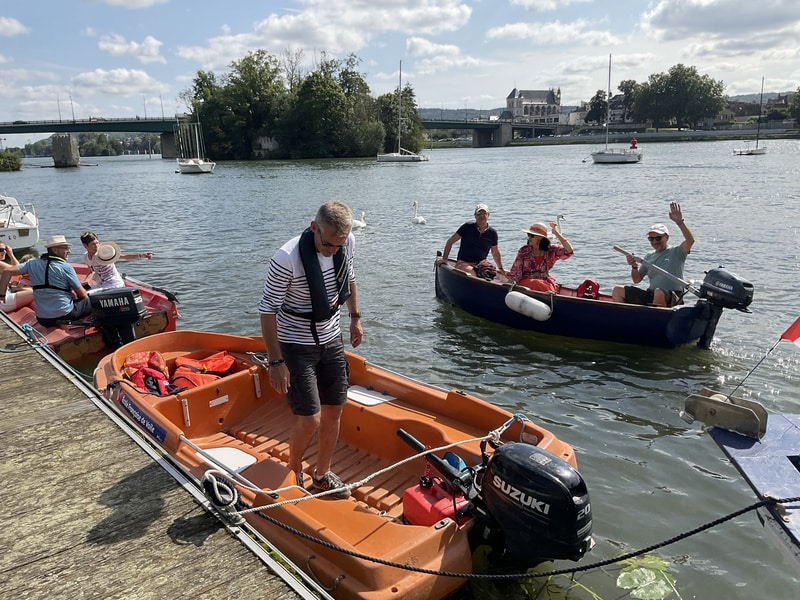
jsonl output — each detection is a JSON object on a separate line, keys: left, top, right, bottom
{"left": 477, "top": 442, "right": 593, "bottom": 565}
{"left": 89, "top": 288, "right": 147, "bottom": 347}
{"left": 700, "top": 267, "right": 754, "bottom": 312}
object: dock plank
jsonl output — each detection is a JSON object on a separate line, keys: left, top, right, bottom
{"left": 0, "top": 319, "right": 306, "bottom": 600}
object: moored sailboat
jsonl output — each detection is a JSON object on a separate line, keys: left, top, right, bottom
{"left": 734, "top": 77, "right": 767, "bottom": 156}
{"left": 377, "top": 61, "right": 429, "bottom": 163}
{"left": 175, "top": 121, "right": 216, "bottom": 174}
{"left": 590, "top": 54, "right": 642, "bottom": 164}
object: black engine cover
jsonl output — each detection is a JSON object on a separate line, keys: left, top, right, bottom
{"left": 480, "top": 442, "right": 592, "bottom": 565}
{"left": 700, "top": 267, "right": 753, "bottom": 311}
{"left": 89, "top": 288, "right": 146, "bottom": 324}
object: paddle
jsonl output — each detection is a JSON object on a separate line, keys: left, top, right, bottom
{"left": 613, "top": 245, "right": 701, "bottom": 297}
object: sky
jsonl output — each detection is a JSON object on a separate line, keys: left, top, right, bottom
{"left": 2, "top": 0, "right": 799, "bottom": 147}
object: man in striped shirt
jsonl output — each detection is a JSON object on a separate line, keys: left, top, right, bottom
{"left": 259, "top": 201, "right": 363, "bottom": 499}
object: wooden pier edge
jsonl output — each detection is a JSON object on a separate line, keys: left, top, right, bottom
{"left": 0, "top": 313, "right": 326, "bottom": 600}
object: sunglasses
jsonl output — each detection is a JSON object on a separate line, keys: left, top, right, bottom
{"left": 0, "top": 247, "right": 6, "bottom": 252}
{"left": 316, "top": 228, "right": 346, "bottom": 249}
{"left": 648, "top": 236, "right": 663, "bottom": 242}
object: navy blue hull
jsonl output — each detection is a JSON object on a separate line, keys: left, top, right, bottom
{"left": 434, "top": 262, "right": 721, "bottom": 347}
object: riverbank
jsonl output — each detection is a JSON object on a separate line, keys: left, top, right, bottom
{"left": 430, "top": 127, "right": 800, "bottom": 148}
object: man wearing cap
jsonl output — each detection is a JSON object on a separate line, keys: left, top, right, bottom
{"left": 0, "top": 235, "right": 92, "bottom": 325}
{"left": 436, "top": 203, "right": 506, "bottom": 278}
{"left": 80, "top": 231, "right": 153, "bottom": 289}
{"left": 612, "top": 202, "right": 695, "bottom": 307}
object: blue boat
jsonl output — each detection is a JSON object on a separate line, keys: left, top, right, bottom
{"left": 683, "top": 390, "right": 800, "bottom": 572}
{"left": 434, "top": 259, "right": 753, "bottom": 348}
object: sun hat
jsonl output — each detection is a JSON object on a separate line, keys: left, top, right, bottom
{"left": 521, "top": 222, "right": 549, "bottom": 238}
{"left": 475, "top": 203, "right": 490, "bottom": 214}
{"left": 95, "top": 241, "right": 121, "bottom": 265}
{"left": 648, "top": 224, "right": 669, "bottom": 236}
{"left": 45, "top": 235, "right": 71, "bottom": 248}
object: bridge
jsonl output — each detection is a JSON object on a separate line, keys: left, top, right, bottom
{"left": 421, "top": 119, "right": 562, "bottom": 147}
{"left": 0, "top": 116, "right": 565, "bottom": 154}
{"left": 0, "top": 117, "right": 180, "bottom": 157}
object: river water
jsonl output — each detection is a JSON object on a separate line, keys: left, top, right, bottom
{"left": 8, "top": 140, "right": 800, "bottom": 598}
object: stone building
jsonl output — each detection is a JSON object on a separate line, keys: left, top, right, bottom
{"left": 502, "top": 88, "right": 562, "bottom": 124}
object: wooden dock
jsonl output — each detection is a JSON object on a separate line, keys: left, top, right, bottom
{"left": 0, "top": 316, "right": 322, "bottom": 599}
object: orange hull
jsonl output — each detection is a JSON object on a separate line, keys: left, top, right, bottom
{"left": 95, "top": 330, "right": 579, "bottom": 600}
{"left": 5, "top": 263, "right": 179, "bottom": 365}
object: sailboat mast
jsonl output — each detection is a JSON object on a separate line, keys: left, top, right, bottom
{"left": 755, "top": 76, "right": 764, "bottom": 149}
{"left": 398, "top": 61, "right": 402, "bottom": 153}
{"left": 605, "top": 54, "right": 611, "bottom": 150}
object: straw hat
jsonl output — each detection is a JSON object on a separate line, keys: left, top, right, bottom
{"left": 45, "top": 235, "right": 71, "bottom": 248}
{"left": 521, "top": 222, "right": 549, "bottom": 238}
{"left": 95, "top": 241, "right": 121, "bottom": 265}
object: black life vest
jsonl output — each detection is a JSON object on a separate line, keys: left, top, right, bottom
{"left": 283, "top": 228, "right": 351, "bottom": 344}
{"left": 31, "top": 254, "right": 73, "bottom": 293}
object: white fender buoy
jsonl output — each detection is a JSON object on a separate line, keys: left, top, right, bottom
{"left": 505, "top": 291, "right": 552, "bottom": 321}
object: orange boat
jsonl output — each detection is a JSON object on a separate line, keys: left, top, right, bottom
{"left": 94, "top": 330, "right": 593, "bottom": 600}
{"left": 4, "top": 263, "right": 179, "bottom": 365}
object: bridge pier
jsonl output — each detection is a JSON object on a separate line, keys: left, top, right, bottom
{"left": 160, "top": 132, "right": 176, "bottom": 159}
{"left": 52, "top": 134, "right": 80, "bottom": 168}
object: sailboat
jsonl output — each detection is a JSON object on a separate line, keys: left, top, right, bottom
{"left": 734, "top": 77, "right": 767, "bottom": 156}
{"left": 590, "top": 54, "right": 642, "bottom": 164}
{"left": 174, "top": 121, "right": 216, "bottom": 174}
{"left": 377, "top": 61, "right": 429, "bottom": 163}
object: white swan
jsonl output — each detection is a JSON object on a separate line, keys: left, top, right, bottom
{"left": 352, "top": 211, "right": 366, "bottom": 229}
{"left": 412, "top": 201, "right": 426, "bottom": 225}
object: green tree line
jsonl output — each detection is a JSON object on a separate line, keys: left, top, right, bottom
{"left": 585, "top": 64, "right": 800, "bottom": 130}
{"left": 19, "top": 133, "right": 162, "bottom": 158}
{"left": 182, "top": 50, "right": 426, "bottom": 160}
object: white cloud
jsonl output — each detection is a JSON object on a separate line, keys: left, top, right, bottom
{"left": 510, "top": 0, "right": 591, "bottom": 11}
{"left": 486, "top": 19, "right": 620, "bottom": 46}
{"left": 85, "top": 0, "right": 169, "bottom": 8}
{"left": 0, "top": 16, "right": 30, "bottom": 36}
{"left": 406, "top": 37, "right": 487, "bottom": 75}
{"left": 176, "top": 0, "right": 472, "bottom": 71}
{"left": 641, "top": 0, "right": 800, "bottom": 41}
{"left": 72, "top": 68, "right": 161, "bottom": 95}
{"left": 99, "top": 33, "right": 166, "bottom": 64}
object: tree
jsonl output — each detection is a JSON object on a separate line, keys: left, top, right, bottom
{"left": 788, "top": 87, "right": 800, "bottom": 123}
{"left": 222, "top": 50, "right": 287, "bottom": 159}
{"left": 584, "top": 89, "right": 607, "bottom": 125}
{"left": 279, "top": 68, "right": 349, "bottom": 158}
{"left": 336, "top": 54, "right": 383, "bottom": 156}
{"left": 0, "top": 149, "right": 22, "bottom": 171}
{"left": 630, "top": 65, "right": 726, "bottom": 130}
{"left": 618, "top": 79, "right": 639, "bottom": 121}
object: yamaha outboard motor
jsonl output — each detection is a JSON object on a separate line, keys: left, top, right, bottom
{"left": 699, "top": 267, "right": 754, "bottom": 312}
{"left": 89, "top": 288, "right": 147, "bottom": 347}
{"left": 475, "top": 442, "right": 593, "bottom": 565}
{"left": 696, "top": 267, "right": 754, "bottom": 349}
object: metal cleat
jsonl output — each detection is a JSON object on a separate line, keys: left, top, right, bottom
{"left": 683, "top": 388, "right": 768, "bottom": 439}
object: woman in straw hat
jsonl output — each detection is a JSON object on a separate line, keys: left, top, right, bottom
{"left": 508, "top": 221, "right": 573, "bottom": 292}
{"left": 80, "top": 231, "right": 153, "bottom": 289}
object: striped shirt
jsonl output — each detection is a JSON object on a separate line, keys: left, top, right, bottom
{"left": 258, "top": 232, "right": 356, "bottom": 345}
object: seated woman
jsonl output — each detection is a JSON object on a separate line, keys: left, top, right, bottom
{"left": 0, "top": 245, "right": 34, "bottom": 313}
{"left": 508, "top": 222, "right": 573, "bottom": 292}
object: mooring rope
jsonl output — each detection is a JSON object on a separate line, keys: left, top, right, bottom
{"left": 231, "top": 493, "right": 800, "bottom": 581}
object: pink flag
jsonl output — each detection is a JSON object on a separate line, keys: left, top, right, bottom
{"left": 780, "top": 316, "right": 800, "bottom": 345}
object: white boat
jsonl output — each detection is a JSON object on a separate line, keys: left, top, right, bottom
{"left": 590, "top": 55, "right": 642, "bottom": 165}
{"left": 0, "top": 193, "right": 39, "bottom": 251}
{"left": 377, "top": 61, "right": 429, "bottom": 163}
{"left": 734, "top": 77, "right": 767, "bottom": 156}
{"left": 175, "top": 122, "right": 216, "bottom": 174}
